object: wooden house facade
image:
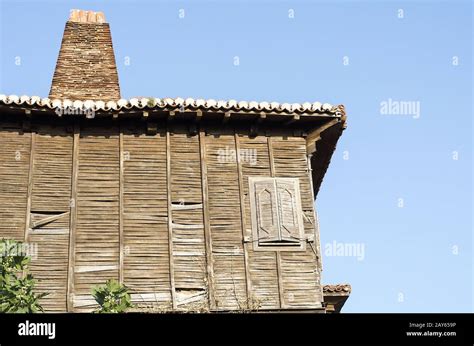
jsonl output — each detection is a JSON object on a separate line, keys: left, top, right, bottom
{"left": 0, "top": 10, "right": 350, "bottom": 313}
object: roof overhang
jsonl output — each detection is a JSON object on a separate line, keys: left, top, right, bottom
{"left": 323, "top": 284, "right": 351, "bottom": 313}
{"left": 0, "top": 95, "right": 347, "bottom": 200}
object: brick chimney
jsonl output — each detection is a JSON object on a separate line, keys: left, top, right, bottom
{"left": 49, "top": 9, "right": 121, "bottom": 100}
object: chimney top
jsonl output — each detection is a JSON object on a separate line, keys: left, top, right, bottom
{"left": 69, "top": 9, "right": 106, "bottom": 24}
{"left": 49, "top": 10, "right": 120, "bottom": 101}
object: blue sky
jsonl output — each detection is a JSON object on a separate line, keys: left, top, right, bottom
{"left": 0, "top": 0, "right": 472, "bottom": 312}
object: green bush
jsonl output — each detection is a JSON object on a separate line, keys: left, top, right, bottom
{"left": 92, "top": 279, "right": 133, "bottom": 313}
{"left": 0, "top": 239, "right": 47, "bottom": 313}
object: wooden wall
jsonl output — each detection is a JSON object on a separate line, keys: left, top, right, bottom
{"left": 0, "top": 120, "right": 323, "bottom": 312}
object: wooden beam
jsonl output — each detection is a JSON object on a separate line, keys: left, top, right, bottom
{"left": 234, "top": 132, "right": 252, "bottom": 307}
{"left": 67, "top": 122, "right": 80, "bottom": 312}
{"left": 188, "top": 123, "right": 198, "bottom": 136}
{"left": 146, "top": 121, "right": 158, "bottom": 135}
{"left": 22, "top": 119, "right": 31, "bottom": 132}
{"left": 31, "top": 211, "right": 70, "bottom": 229}
{"left": 223, "top": 111, "right": 231, "bottom": 124}
{"left": 306, "top": 118, "right": 339, "bottom": 145}
{"left": 119, "top": 130, "right": 124, "bottom": 284}
{"left": 250, "top": 124, "right": 258, "bottom": 137}
{"left": 195, "top": 109, "right": 203, "bottom": 122}
{"left": 199, "top": 130, "right": 216, "bottom": 310}
{"left": 166, "top": 131, "right": 177, "bottom": 309}
{"left": 24, "top": 131, "right": 35, "bottom": 242}
{"left": 283, "top": 114, "right": 299, "bottom": 125}
{"left": 257, "top": 113, "right": 266, "bottom": 124}
{"left": 267, "top": 137, "right": 286, "bottom": 309}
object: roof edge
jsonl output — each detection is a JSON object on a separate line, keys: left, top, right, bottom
{"left": 0, "top": 94, "right": 344, "bottom": 116}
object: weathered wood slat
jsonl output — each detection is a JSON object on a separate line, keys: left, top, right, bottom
{"left": 26, "top": 126, "right": 74, "bottom": 312}
{"left": 171, "top": 223, "right": 204, "bottom": 229}
{"left": 239, "top": 134, "right": 280, "bottom": 309}
{"left": 171, "top": 203, "right": 203, "bottom": 210}
{"left": 24, "top": 131, "right": 35, "bottom": 243}
{"left": 234, "top": 132, "right": 252, "bottom": 306}
{"left": 267, "top": 137, "right": 286, "bottom": 309}
{"left": 75, "top": 265, "right": 119, "bottom": 273}
{"left": 119, "top": 131, "right": 124, "bottom": 284}
{"left": 176, "top": 290, "right": 207, "bottom": 306}
{"left": 199, "top": 131, "right": 215, "bottom": 309}
{"left": 30, "top": 228, "right": 69, "bottom": 235}
{"left": 204, "top": 133, "right": 247, "bottom": 310}
{"left": 31, "top": 211, "right": 69, "bottom": 229}
{"left": 170, "top": 132, "right": 208, "bottom": 309}
{"left": 0, "top": 124, "right": 31, "bottom": 240}
{"left": 167, "top": 131, "right": 177, "bottom": 309}
{"left": 272, "top": 136, "right": 323, "bottom": 308}
{"left": 74, "top": 124, "right": 120, "bottom": 298}
{"left": 122, "top": 128, "right": 171, "bottom": 306}
{"left": 67, "top": 123, "right": 80, "bottom": 312}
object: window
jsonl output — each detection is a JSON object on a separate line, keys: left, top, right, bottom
{"left": 249, "top": 177, "right": 305, "bottom": 251}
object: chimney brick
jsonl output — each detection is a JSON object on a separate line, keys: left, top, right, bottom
{"left": 49, "top": 10, "right": 120, "bottom": 101}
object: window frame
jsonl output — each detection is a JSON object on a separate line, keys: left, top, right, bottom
{"left": 248, "top": 177, "right": 306, "bottom": 251}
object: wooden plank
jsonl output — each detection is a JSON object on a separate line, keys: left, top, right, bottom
{"left": 119, "top": 130, "right": 124, "bottom": 284}
{"left": 130, "top": 292, "right": 171, "bottom": 303}
{"left": 75, "top": 265, "right": 119, "bottom": 273}
{"left": 176, "top": 290, "right": 207, "bottom": 306}
{"left": 199, "top": 130, "right": 215, "bottom": 309}
{"left": 67, "top": 122, "right": 79, "bottom": 312}
{"left": 267, "top": 137, "right": 286, "bottom": 309}
{"left": 24, "top": 130, "right": 35, "bottom": 242}
{"left": 29, "top": 228, "right": 69, "bottom": 235}
{"left": 171, "top": 203, "right": 203, "bottom": 210}
{"left": 31, "top": 211, "right": 69, "bottom": 229}
{"left": 234, "top": 132, "right": 252, "bottom": 306}
{"left": 171, "top": 223, "right": 204, "bottom": 229}
{"left": 166, "top": 131, "right": 177, "bottom": 309}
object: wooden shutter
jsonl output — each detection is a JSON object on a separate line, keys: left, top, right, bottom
{"left": 250, "top": 179, "right": 280, "bottom": 244}
{"left": 276, "top": 179, "right": 302, "bottom": 243}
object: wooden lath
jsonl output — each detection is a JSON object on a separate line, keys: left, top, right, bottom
{"left": 166, "top": 131, "right": 177, "bottom": 309}
{"left": 199, "top": 131, "right": 216, "bottom": 309}
{"left": 30, "top": 211, "right": 69, "bottom": 229}
{"left": 24, "top": 130, "right": 35, "bottom": 242}
{"left": 267, "top": 137, "right": 286, "bottom": 309}
{"left": 234, "top": 132, "right": 252, "bottom": 306}
{"left": 67, "top": 123, "right": 79, "bottom": 312}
